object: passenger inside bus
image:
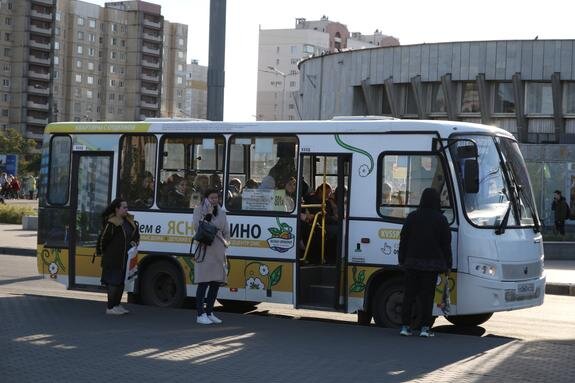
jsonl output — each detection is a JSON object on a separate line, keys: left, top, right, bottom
{"left": 132, "top": 171, "right": 154, "bottom": 208}
{"left": 166, "top": 175, "right": 189, "bottom": 208}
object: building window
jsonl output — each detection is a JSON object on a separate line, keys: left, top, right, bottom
{"left": 54, "top": 42, "right": 59, "bottom": 50}
{"left": 88, "top": 62, "right": 94, "bottom": 70}
{"left": 87, "top": 76, "right": 93, "bottom": 84}
{"left": 110, "top": 79, "right": 115, "bottom": 87}
{"left": 178, "top": 51, "right": 184, "bottom": 59}
{"left": 3, "top": 48, "right": 10, "bottom": 57}
{"left": 429, "top": 83, "right": 446, "bottom": 113}
{"left": 403, "top": 86, "right": 417, "bottom": 115}
{"left": 5, "top": 17, "right": 11, "bottom": 26}
{"left": 178, "top": 38, "right": 184, "bottom": 46}
{"left": 77, "top": 45, "right": 83, "bottom": 55}
{"left": 461, "top": 82, "right": 480, "bottom": 113}
{"left": 54, "top": 56, "right": 59, "bottom": 65}
{"left": 88, "top": 48, "right": 95, "bottom": 56}
{"left": 76, "top": 60, "right": 82, "bottom": 69}
{"left": 290, "top": 58, "right": 298, "bottom": 65}
{"left": 290, "top": 81, "right": 296, "bottom": 87}
{"left": 77, "top": 17, "right": 84, "bottom": 26}
{"left": 89, "top": 19, "right": 96, "bottom": 28}
{"left": 177, "top": 76, "right": 183, "bottom": 84}
{"left": 4, "top": 32, "right": 10, "bottom": 41}
{"left": 525, "top": 82, "right": 553, "bottom": 114}
{"left": 77, "top": 31, "right": 84, "bottom": 40}
{"left": 563, "top": 82, "right": 575, "bottom": 114}
{"left": 110, "top": 51, "right": 116, "bottom": 59}
{"left": 88, "top": 33, "right": 95, "bottom": 42}
{"left": 494, "top": 82, "right": 515, "bottom": 113}
{"left": 111, "top": 37, "right": 117, "bottom": 46}
{"left": 86, "top": 90, "right": 93, "bottom": 98}
{"left": 177, "top": 64, "right": 183, "bottom": 71}
{"left": 75, "top": 74, "right": 82, "bottom": 83}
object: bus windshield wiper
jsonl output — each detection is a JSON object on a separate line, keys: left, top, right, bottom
{"left": 495, "top": 202, "right": 512, "bottom": 235}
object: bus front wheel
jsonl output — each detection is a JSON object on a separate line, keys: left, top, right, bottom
{"left": 141, "top": 261, "right": 185, "bottom": 308}
{"left": 446, "top": 313, "right": 493, "bottom": 327}
{"left": 372, "top": 280, "right": 411, "bottom": 328}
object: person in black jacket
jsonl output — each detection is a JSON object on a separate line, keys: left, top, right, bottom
{"left": 97, "top": 198, "right": 140, "bottom": 315}
{"left": 398, "top": 188, "right": 452, "bottom": 337}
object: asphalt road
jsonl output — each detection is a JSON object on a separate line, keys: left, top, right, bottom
{"left": 1, "top": 253, "right": 574, "bottom": 382}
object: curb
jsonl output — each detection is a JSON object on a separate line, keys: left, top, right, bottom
{"left": 545, "top": 283, "right": 575, "bottom": 296}
{"left": 0, "top": 247, "right": 36, "bottom": 257}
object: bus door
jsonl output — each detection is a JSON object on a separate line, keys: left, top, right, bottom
{"left": 68, "top": 151, "right": 114, "bottom": 289}
{"left": 297, "top": 153, "right": 350, "bottom": 310}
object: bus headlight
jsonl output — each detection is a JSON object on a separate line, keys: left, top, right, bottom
{"left": 469, "top": 258, "right": 498, "bottom": 279}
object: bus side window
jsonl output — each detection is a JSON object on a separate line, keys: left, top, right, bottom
{"left": 378, "top": 153, "right": 453, "bottom": 222}
{"left": 157, "top": 135, "right": 224, "bottom": 210}
{"left": 118, "top": 135, "right": 157, "bottom": 209}
{"left": 225, "top": 136, "right": 298, "bottom": 213}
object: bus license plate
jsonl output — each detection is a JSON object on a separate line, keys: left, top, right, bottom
{"left": 517, "top": 283, "right": 535, "bottom": 295}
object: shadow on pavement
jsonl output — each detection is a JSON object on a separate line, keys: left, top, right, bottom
{"left": 1, "top": 294, "right": 517, "bottom": 383}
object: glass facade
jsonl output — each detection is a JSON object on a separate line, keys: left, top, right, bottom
{"left": 494, "top": 82, "right": 515, "bottom": 113}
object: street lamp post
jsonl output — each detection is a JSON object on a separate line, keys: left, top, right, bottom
{"left": 267, "top": 65, "right": 286, "bottom": 120}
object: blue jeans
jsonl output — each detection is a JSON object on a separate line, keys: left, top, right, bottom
{"left": 196, "top": 281, "right": 220, "bottom": 315}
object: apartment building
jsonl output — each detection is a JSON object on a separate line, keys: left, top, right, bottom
{"left": 256, "top": 16, "right": 399, "bottom": 121}
{"left": 0, "top": 0, "right": 187, "bottom": 145}
{"left": 160, "top": 19, "right": 187, "bottom": 118}
{"left": 182, "top": 59, "right": 207, "bottom": 119}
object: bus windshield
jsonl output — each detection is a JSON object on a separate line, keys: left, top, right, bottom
{"left": 453, "top": 135, "right": 538, "bottom": 229}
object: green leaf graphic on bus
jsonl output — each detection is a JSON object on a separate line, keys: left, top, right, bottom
{"left": 350, "top": 266, "right": 367, "bottom": 293}
{"left": 266, "top": 217, "right": 295, "bottom": 253}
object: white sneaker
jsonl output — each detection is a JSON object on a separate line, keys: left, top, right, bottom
{"left": 106, "top": 306, "right": 124, "bottom": 315}
{"left": 116, "top": 305, "right": 129, "bottom": 314}
{"left": 207, "top": 313, "right": 222, "bottom": 324}
{"left": 196, "top": 313, "right": 212, "bottom": 325}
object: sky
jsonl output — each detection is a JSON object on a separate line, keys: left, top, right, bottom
{"left": 89, "top": 0, "right": 575, "bottom": 121}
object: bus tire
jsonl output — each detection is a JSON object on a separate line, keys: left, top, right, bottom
{"left": 372, "top": 279, "right": 411, "bottom": 328}
{"left": 140, "top": 261, "right": 185, "bottom": 308}
{"left": 446, "top": 313, "right": 493, "bottom": 327}
{"left": 218, "top": 299, "right": 259, "bottom": 313}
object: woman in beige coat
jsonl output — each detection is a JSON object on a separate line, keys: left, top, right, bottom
{"left": 193, "top": 188, "right": 230, "bottom": 325}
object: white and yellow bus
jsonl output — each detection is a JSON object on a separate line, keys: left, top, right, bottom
{"left": 37, "top": 117, "right": 545, "bottom": 327}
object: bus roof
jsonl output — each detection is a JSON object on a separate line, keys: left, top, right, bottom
{"left": 45, "top": 118, "right": 514, "bottom": 139}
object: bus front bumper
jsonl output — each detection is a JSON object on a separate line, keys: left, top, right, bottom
{"left": 456, "top": 273, "right": 545, "bottom": 315}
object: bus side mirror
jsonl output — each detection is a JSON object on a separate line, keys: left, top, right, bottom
{"left": 463, "top": 159, "right": 479, "bottom": 193}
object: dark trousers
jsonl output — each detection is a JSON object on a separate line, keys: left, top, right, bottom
{"left": 107, "top": 284, "right": 124, "bottom": 309}
{"left": 196, "top": 281, "right": 220, "bottom": 316}
{"left": 401, "top": 269, "right": 438, "bottom": 328}
{"left": 555, "top": 220, "right": 566, "bottom": 235}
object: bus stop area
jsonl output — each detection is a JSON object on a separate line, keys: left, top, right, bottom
{"left": 1, "top": 223, "right": 575, "bottom": 382}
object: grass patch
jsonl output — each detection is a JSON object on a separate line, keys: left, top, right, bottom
{"left": 0, "top": 204, "right": 37, "bottom": 224}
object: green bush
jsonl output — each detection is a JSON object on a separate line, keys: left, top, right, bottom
{"left": 0, "top": 205, "right": 37, "bottom": 224}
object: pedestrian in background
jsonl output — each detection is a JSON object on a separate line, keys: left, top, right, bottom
{"left": 552, "top": 190, "right": 571, "bottom": 236}
{"left": 193, "top": 188, "right": 230, "bottom": 325}
{"left": 398, "top": 188, "right": 452, "bottom": 337}
{"left": 97, "top": 198, "right": 140, "bottom": 315}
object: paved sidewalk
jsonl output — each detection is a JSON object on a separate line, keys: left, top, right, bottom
{"left": 1, "top": 223, "right": 574, "bottom": 295}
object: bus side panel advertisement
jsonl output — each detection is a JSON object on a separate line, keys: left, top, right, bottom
{"left": 133, "top": 212, "right": 297, "bottom": 260}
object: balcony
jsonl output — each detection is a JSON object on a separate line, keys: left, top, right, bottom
{"left": 26, "top": 131, "right": 45, "bottom": 141}
{"left": 28, "top": 70, "right": 50, "bottom": 80}
{"left": 141, "top": 87, "right": 159, "bottom": 96}
{"left": 30, "top": 9, "right": 53, "bottom": 21}
{"left": 142, "top": 59, "right": 160, "bottom": 69}
{"left": 27, "top": 115, "right": 49, "bottom": 125}
{"left": 142, "top": 32, "right": 162, "bottom": 42}
{"left": 143, "top": 18, "right": 161, "bottom": 29}
{"left": 141, "top": 73, "right": 160, "bottom": 82}
{"left": 142, "top": 45, "right": 160, "bottom": 55}
{"left": 30, "top": 25, "right": 52, "bottom": 35}
{"left": 28, "top": 85, "right": 49, "bottom": 95}
{"left": 29, "top": 55, "right": 51, "bottom": 65}
{"left": 30, "top": 40, "right": 51, "bottom": 50}
{"left": 27, "top": 100, "right": 49, "bottom": 111}
{"left": 141, "top": 100, "right": 159, "bottom": 109}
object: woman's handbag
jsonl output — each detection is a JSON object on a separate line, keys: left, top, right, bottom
{"left": 194, "top": 220, "right": 218, "bottom": 246}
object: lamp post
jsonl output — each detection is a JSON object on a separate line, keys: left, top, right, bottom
{"left": 267, "top": 65, "right": 286, "bottom": 120}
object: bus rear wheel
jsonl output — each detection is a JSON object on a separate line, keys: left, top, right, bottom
{"left": 446, "top": 313, "right": 493, "bottom": 327}
{"left": 141, "top": 261, "right": 185, "bottom": 308}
